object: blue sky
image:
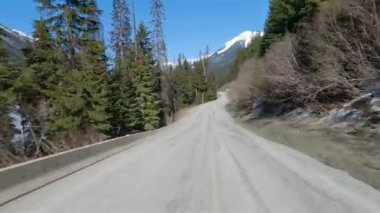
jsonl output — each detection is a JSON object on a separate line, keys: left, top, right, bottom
{"left": 0, "top": 0, "right": 269, "bottom": 61}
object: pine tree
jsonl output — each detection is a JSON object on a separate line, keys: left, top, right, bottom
{"left": 107, "top": 71, "right": 138, "bottom": 136}
{"left": 37, "top": 0, "right": 111, "bottom": 134}
{"left": 108, "top": 0, "right": 140, "bottom": 136}
{"left": 107, "top": 51, "right": 139, "bottom": 136}
{"left": 111, "top": 0, "right": 132, "bottom": 67}
{"left": 0, "top": 38, "right": 11, "bottom": 117}
{"left": 172, "top": 57, "right": 195, "bottom": 108}
{"left": 9, "top": 20, "right": 62, "bottom": 154}
{"left": 150, "top": 0, "right": 168, "bottom": 124}
{"left": 37, "top": 0, "right": 100, "bottom": 67}
{"left": 87, "top": 0, "right": 104, "bottom": 41}
{"left": 0, "top": 37, "right": 13, "bottom": 145}
{"left": 205, "top": 72, "right": 217, "bottom": 101}
{"left": 23, "top": 20, "right": 61, "bottom": 97}
{"left": 37, "top": 0, "right": 78, "bottom": 66}
{"left": 193, "top": 60, "right": 207, "bottom": 104}
{"left": 78, "top": 38, "right": 110, "bottom": 132}
{"left": 260, "top": 0, "right": 321, "bottom": 55}
{"left": 150, "top": 0, "right": 167, "bottom": 66}
{"left": 134, "top": 23, "right": 161, "bottom": 131}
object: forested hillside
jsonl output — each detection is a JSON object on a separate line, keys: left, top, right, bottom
{"left": 0, "top": 0, "right": 216, "bottom": 167}
{"left": 229, "top": 0, "right": 380, "bottom": 117}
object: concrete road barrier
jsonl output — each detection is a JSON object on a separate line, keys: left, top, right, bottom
{"left": 0, "top": 131, "right": 153, "bottom": 205}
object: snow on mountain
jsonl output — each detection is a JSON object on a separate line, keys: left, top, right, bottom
{"left": 216, "top": 31, "right": 263, "bottom": 55}
{"left": 0, "top": 24, "right": 33, "bottom": 60}
{"left": 165, "top": 30, "right": 264, "bottom": 75}
{"left": 206, "top": 30, "right": 263, "bottom": 82}
{"left": 0, "top": 25, "right": 33, "bottom": 41}
{"left": 10, "top": 29, "right": 33, "bottom": 41}
{"left": 183, "top": 30, "right": 263, "bottom": 63}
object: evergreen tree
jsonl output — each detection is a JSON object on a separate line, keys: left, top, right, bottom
{"left": 134, "top": 23, "right": 161, "bottom": 131}
{"left": 205, "top": 72, "right": 218, "bottom": 101}
{"left": 111, "top": 0, "right": 132, "bottom": 67}
{"left": 0, "top": 38, "right": 11, "bottom": 117}
{"left": 181, "top": 59, "right": 196, "bottom": 105}
{"left": 150, "top": 0, "right": 167, "bottom": 66}
{"left": 260, "top": 0, "right": 321, "bottom": 55}
{"left": 37, "top": 0, "right": 78, "bottom": 65}
{"left": 108, "top": 0, "right": 140, "bottom": 136}
{"left": 193, "top": 60, "right": 206, "bottom": 104}
{"left": 107, "top": 52, "right": 139, "bottom": 136}
{"left": 87, "top": 0, "right": 104, "bottom": 41}
{"left": 37, "top": 0, "right": 100, "bottom": 67}
{"left": 150, "top": 0, "right": 169, "bottom": 125}
{"left": 0, "top": 38, "right": 13, "bottom": 145}
{"left": 37, "top": 0, "right": 111, "bottom": 134}
{"left": 10, "top": 20, "right": 61, "bottom": 154}
{"left": 23, "top": 20, "right": 61, "bottom": 97}
{"left": 78, "top": 37, "right": 110, "bottom": 132}
{"left": 172, "top": 57, "right": 195, "bottom": 108}
{"left": 169, "top": 53, "right": 216, "bottom": 110}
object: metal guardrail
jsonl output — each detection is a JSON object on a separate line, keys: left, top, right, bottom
{"left": 0, "top": 131, "right": 153, "bottom": 206}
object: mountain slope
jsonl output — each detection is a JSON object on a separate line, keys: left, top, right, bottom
{"left": 0, "top": 24, "right": 33, "bottom": 60}
{"left": 208, "top": 31, "right": 263, "bottom": 81}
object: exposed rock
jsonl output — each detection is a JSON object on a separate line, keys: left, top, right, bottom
{"left": 320, "top": 83, "right": 380, "bottom": 128}
{"left": 251, "top": 99, "right": 289, "bottom": 119}
{"left": 283, "top": 108, "right": 313, "bottom": 122}
{"left": 370, "top": 98, "right": 380, "bottom": 113}
{"left": 326, "top": 108, "right": 364, "bottom": 124}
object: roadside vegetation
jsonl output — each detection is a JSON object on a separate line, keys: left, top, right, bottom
{"left": 0, "top": 0, "right": 216, "bottom": 168}
{"left": 228, "top": 0, "right": 380, "bottom": 189}
{"left": 229, "top": 0, "right": 380, "bottom": 114}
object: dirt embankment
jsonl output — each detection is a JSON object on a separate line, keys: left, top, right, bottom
{"left": 234, "top": 116, "right": 380, "bottom": 190}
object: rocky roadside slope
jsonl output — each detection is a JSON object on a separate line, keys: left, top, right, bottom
{"left": 227, "top": 83, "right": 380, "bottom": 190}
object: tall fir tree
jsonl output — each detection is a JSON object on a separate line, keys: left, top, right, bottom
{"left": 151, "top": 0, "right": 171, "bottom": 124}
{"left": 107, "top": 59, "right": 139, "bottom": 136}
{"left": 78, "top": 37, "right": 110, "bottom": 132}
{"left": 10, "top": 20, "right": 62, "bottom": 155}
{"left": 0, "top": 37, "right": 11, "bottom": 118}
{"left": 0, "top": 38, "right": 12, "bottom": 136}
{"left": 193, "top": 60, "right": 208, "bottom": 104}
{"left": 0, "top": 37, "right": 13, "bottom": 146}
{"left": 37, "top": 0, "right": 87, "bottom": 66}
{"left": 260, "top": 0, "right": 322, "bottom": 55}
{"left": 37, "top": 0, "right": 111, "bottom": 135}
{"left": 87, "top": 0, "right": 104, "bottom": 41}
{"left": 108, "top": 0, "right": 139, "bottom": 136}
{"left": 134, "top": 23, "right": 161, "bottom": 131}
{"left": 150, "top": 0, "right": 167, "bottom": 66}
{"left": 111, "top": 0, "right": 132, "bottom": 67}
{"left": 22, "top": 20, "right": 61, "bottom": 98}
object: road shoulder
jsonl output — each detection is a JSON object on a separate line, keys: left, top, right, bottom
{"left": 232, "top": 115, "right": 380, "bottom": 191}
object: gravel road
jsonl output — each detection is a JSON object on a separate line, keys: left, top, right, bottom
{"left": 2, "top": 93, "right": 380, "bottom": 213}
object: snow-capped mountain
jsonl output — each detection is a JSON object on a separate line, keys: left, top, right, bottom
{"left": 0, "top": 24, "right": 33, "bottom": 60}
{"left": 207, "top": 30, "right": 263, "bottom": 81}
{"left": 170, "top": 30, "right": 263, "bottom": 81}
{"left": 215, "top": 31, "right": 263, "bottom": 56}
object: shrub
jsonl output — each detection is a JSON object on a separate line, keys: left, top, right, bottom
{"left": 230, "top": 0, "right": 380, "bottom": 115}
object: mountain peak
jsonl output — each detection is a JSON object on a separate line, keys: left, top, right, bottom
{"left": 0, "top": 24, "right": 33, "bottom": 41}
{"left": 0, "top": 24, "right": 33, "bottom": 60}
{"left": 216, "top": 30, "right": 263, "bottom": 55}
